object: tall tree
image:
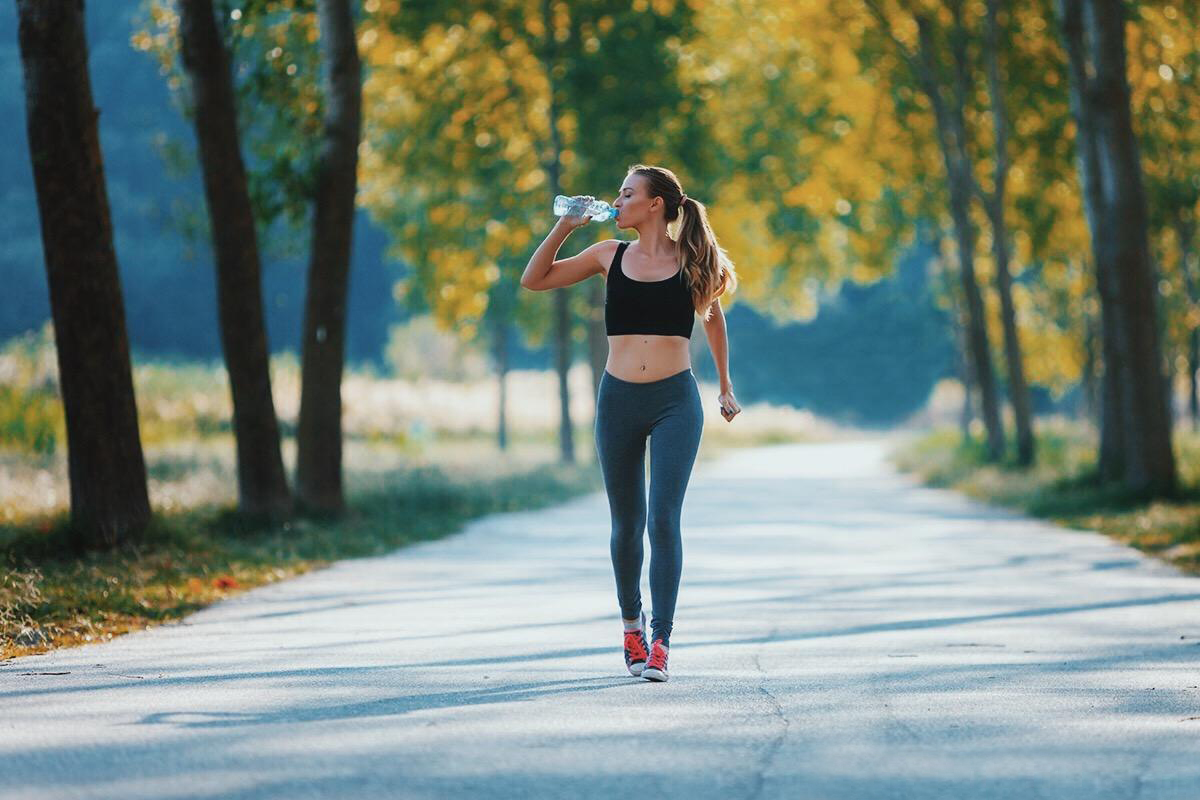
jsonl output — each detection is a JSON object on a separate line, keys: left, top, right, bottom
{"left": 539, "top": 0, "right": 574, "bottom": 464}
{"left": 978, "top": 0, "right": 1034, "bottom": 465}
{"left": 16, "top": 0, "right": 151, "bottom": 547}
{"left": 1057, "top": 0, "right": 1177, "bottom": 496}
{"left": 295, "top": 0, "right": 363, "bottom": 512}
{"left": 179, "top": 0, "right": 293, "bottom": 518}
{"left": 862, "top": 0, "right": 1005, "bottom": 462}
{"left": 1126, "top": 4, "right": 1200, "bottom": 432}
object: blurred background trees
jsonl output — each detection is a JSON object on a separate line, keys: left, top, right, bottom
{"left": 5, "top": 0, "right": 1198, "bottom": 544}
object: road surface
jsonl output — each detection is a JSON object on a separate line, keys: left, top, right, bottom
{"left": 3, "top": 436, "right": 1199, "bottom": 799}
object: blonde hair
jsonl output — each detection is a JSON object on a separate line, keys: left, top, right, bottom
{"left": 627, "top": 163, "right": 738, "bottom": 322}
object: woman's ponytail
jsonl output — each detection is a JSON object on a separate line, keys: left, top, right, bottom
{"left": 673, "top": 189, "right": 738, "bottom": 323}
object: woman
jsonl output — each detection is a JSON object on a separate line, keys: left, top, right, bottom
{"left": 520, "top": 164, "right": 741, "bottom": 682}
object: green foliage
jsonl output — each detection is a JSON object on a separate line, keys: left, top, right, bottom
{"left": 0, "top": 325, "right": 63, "bottom": 455}
{"left": 0, "top": 386, "right": 61, "bottom": 456}
{"left": 136, "top": 0, "right": 325, "bottom": 237}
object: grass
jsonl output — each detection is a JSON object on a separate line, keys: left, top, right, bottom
{"left": 0, "top": 455, "right": 604, "bottom": 661}
{"left": 888, "top": 418, "right": 1200, "bottom": 577}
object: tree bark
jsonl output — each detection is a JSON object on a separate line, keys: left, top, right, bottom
{"left": 1058, "top": 0, "right": 1177, "bottom": 496}
{"left": 1059, "top": 0, "right": 1123, "bottom": 480}
{"left": 16, "top": 0, "right": 152, "bottom": 548}
{"left": 957, "top": 311, "right": 975, "bottom": 444}
{"left": 541, "top": 0, "right": 575, "bottom": 465}
{"left": 1178, "top": 219, "right": 1198, "bottom": 432}
{"left": 1079, "top": 308, "right": 1098, "bottom": 425}
{"left": 296, "top": 0, "right": 363, "bottom": 513}
{"left": 179, "top": 0, "right": 292, "bottom": 518}
{"left": 915, "top": 9, "right": 1006, "bottom": 461}
{"left": 979, "top": 0, "right": 1035, "bottom": 466}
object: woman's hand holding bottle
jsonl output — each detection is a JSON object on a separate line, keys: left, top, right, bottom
{"left": 555, "top": 195, "right": 596, "bottom": 232}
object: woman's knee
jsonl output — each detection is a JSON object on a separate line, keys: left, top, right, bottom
{"left": 611, "top": 513, "right": 646, "bottom": 541}
{"left": 646, "top": 513, "right": 681, "bottom": 545}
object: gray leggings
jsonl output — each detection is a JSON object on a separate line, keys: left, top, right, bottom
{"left": 594, "top": 366, "right": 704, "bottom": 648}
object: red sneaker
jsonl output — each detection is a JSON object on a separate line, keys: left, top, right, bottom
{"left": 623, "top": 611, "right": 649, "bottom": 676}
{"left": 642, "top": 638, "right": 669, "bottom": 682}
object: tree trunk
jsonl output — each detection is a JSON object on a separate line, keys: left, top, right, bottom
{"left": 979, "top": 0, "right": 1034, "bottom": 466}
{"left": 1178, "top": 220, "right": 1198, "bottom": 432}
{"left": 1060, "top": 0, "right": 1123, "bottom": 481}
{"left": 915, "top": 10, "right": 1006, "bottom": 462}
{"left": 1190, "top": 324, "right": 1199, "bottom": 433}
{"left": 179, "top": 0, "right": 291, "bottom": 518}
{"left": 1079, "top": 309, "right": 1098, "bottom": 425}
{"left": 296, "top": 0, "right": 363, "bottom": 514}
{"left": 16, "top": 0, "right": 152, "bottom": 548}
{"left": 957, "top": 313, "right": 975, "bottom": 444}
{"left": 493, "top": 312, "right": 510, "bottom": 452}
{"left": 541, "top": 0, "right": 575, "bottom": 465}
{"left": 1058, "top": 0, "right": 1177, "bottom": 497}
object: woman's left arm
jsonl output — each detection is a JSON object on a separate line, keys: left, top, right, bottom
{"left": 701, "top": 298, "right": 741, "bottom": 421}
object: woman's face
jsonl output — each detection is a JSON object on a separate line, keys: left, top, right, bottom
{"left": 612, "top": 174, "right": 656, "bottom": 229}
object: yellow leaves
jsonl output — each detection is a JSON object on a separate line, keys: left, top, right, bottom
{"left": 705, "top": 175, "right": 789, "bottom": 307}
{"left": 427, "top": 247, "right": 494, "bottom": 335}
{"left": 509, "top": 227, "right": 533, "bottom": 252}
{"left": 783, "top": 174, "right": 838, "bottom": 215}
{"left": 781, "top": 183, "right": 809, "bottom": 208}
{"left": 524, "top": 14, "right": 545, "bottom": 39}
{"left": 850, "top": 262, "right": 880, "bottom": 284}
{"left": 469, "top": 10, "right": 495, "bottom": 35}
{"left": 827, "top": 42, "right": 860, "bottom": 80}
{"left": 147, "top": 0, "right": 178, "bottom": 29}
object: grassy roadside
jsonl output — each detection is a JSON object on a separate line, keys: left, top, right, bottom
{"left": 887, "top": 420, "right": 1200, "bottom": 578}
{"left": 1, "top": 330, "right": 835, "bottom": 662}
{"left": 0, "top": 423, "right": 795, "bottom": 663}
{"left": 0, "top": 455, "right": 606, "bottom": 662}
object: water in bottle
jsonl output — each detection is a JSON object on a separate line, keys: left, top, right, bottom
{"left": 553, "top": 194, "right": 617, "bottom": 222}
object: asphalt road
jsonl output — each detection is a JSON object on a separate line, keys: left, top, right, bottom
{"left": 3, "top": 436, "right": 1199, "bottom": 799}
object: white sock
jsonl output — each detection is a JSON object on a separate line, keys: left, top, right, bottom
{"left": 622, "top": 614, "right": 642, "bottom": 632}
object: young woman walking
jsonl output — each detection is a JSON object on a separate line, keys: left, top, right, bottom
{"left": 521, "top": 164, "right": 741, "bottom": 682}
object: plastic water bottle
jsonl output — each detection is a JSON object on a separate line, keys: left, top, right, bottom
{"left": 553, "top": 194, "right": 617, "bottom": 222}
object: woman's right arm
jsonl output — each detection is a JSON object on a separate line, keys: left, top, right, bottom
{"left": 521, "top": 203, "right": 608, "bottom": 291}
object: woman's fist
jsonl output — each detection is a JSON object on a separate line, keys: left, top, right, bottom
{"left": 558, "top": 195, "right": 595, "bottom": 230}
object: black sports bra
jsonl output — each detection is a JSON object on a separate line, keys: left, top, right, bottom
{"left": 604, "top": 241, "right": 695, "bottom": 339}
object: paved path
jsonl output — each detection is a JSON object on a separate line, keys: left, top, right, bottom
{"left": 3, "top": 436, "right": 1200, "bottom": 800}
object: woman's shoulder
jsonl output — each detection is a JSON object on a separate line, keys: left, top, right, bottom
{"left": 599, "top": 239, "right": 627, "bottom": 278}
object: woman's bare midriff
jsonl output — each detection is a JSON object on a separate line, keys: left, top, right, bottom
{"left": 606, "top": 335, "right": 690, "bottom": 382}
